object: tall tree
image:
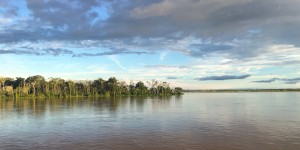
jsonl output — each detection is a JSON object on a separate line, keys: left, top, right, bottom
{"left": 135, "top": 81, "right": 147, "bottom": 95}
{"left": 49, "top": 78, "right": 65, "bottom": 97}
{"left": 105, "top": 77, "right": 118, "bottom": 96}
{"left": 92, "top": 78, "right": 105, "bottom": 95}
{"left": 14, "top": 77, "right": 25, "bottom": 89}
{"left": 25, "top": 75, "right": 46, "bottom": 96}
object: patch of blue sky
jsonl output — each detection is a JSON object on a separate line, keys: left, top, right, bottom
{"left": 110, "top": 53, "right": 157, "bottom": 68}
{"left": 88, "top": 4, "right": 110, "bottom": 26}
{"left": 115, "top": 50, "right": 191, "bottom": 68}
{"left": 159, "top": 51, "right": 191, "bottom": 65}
{"left": 257, "top": 66, "right": 295, "bottom": 78}
{"left": 0, "top": 54, "right": 112, "bottom": 79}
{"left": 0, "top": 7, "right": 6, "bottom": 13}
{"left": 9, "top": 0, "right": 31, "bottom": 19}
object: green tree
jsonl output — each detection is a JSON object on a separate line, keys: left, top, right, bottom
{"left": 174, "top": 87, "right": 183, "bottom": 94}
{"left": 129, "top": 80, "right": 136, "bottom": 95}
{"left": 13, "top": 77, "right": 25, "bottom": 89}
{"left": 92, "top": 78, "right": 105, "bottom": 95}
{"left": 149, "top": 79, "right": 158, "bottom": 95}
{"left": 49, "top": 78, "right": 65, "bottom": 97}
{"left": 135, "top": 81, "right": 148, "bottom": 95}
{"left": 66, "top": 80, "right": 75, "bottom": 97}
{"left": 119, "top": 81, "right": 129, "bottom": 95}
{"left": 25, "top": 75, "right": 46, "bottom": 96}
{"left": 105, "top": 77, "right": 118, "bottom": 96}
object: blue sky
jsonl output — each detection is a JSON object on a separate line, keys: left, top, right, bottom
{"left": 1, "top": 0, "right": 300, "bottom": 89}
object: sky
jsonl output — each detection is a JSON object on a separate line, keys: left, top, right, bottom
{"left": 0, "top": 0, "right": 300, "bottom": 89}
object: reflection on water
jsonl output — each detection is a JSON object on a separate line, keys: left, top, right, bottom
{"left": 0, "top": 95, "right": 179, "bottom": 117}
{"left": 1, "top": 93, "right": 300, "bottom": 150}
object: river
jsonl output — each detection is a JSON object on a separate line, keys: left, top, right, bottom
{"left": 1, "top": 92, "right": 300, "bottom": 149}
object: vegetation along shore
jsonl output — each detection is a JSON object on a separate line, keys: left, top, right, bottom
{"left": 0, "top": 75, "right": 183, "bottom": 98}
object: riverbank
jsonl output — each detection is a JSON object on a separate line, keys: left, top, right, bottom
{"left": 184, "top": 89, "right": 300, "bottom": 93}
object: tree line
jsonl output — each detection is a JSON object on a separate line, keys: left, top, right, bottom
{"left": 0, "top": 75, "right": 183, "bottom": 98}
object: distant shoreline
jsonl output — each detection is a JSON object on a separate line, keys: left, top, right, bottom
{"left": 183, "top": 89, "right": 300, "bottom": 93}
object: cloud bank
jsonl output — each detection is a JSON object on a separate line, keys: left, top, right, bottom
{"left": 195, "top": 75, "right": 251, "bottom": 81}
{"left": 253, "top": 78, "right": 300, "bottom": 84}
{"left": 166, "top": 76, "right": 178, "bottom": 80}
{"left": 0, "top": 0, "right": 300, "bottom": 60}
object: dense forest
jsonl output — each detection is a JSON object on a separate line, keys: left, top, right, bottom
{"left": 0, "top": 75, "right": 183, "bottom": 98}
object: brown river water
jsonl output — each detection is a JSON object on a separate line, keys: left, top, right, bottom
{"left": 1, "top": 92, "right": 300, "bottom": 150}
